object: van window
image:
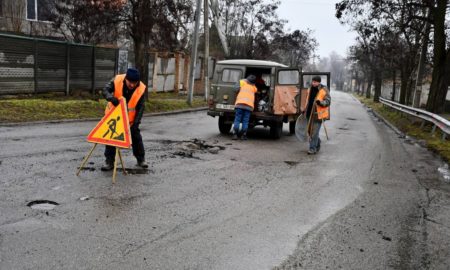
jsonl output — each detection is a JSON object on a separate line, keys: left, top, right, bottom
{"left": 278, "top": 70, "right": 299, "bottom": 85}
{"left": 221, "top": 69, "right": 242, "bottom": 83}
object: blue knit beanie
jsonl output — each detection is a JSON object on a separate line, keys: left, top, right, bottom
{"left": 125, "top": 68, "right": 140, "bottom": 82}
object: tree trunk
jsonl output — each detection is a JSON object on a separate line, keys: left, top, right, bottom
{"left": 365, "top": 74, "right": 372, "bottom": 99}
{"left": 399, "top": 67, "right": 408, "bottom": 104}
{"left": 391, "top": 69, "right": 396, "bottom": 101}
{"left": 425, "top": 0, "right": 449, "bottom": 113}
{"left": 406, "top": 76, "right": 414, "bottom": 106}
{"left": 373, "top": 70, "right": 382, "bottom": 102}
{"left": 132, "top": 24, "right": 150, "bottom": 99}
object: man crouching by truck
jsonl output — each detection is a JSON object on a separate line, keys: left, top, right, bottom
{"left": 232, "top": 75, "right": 257, "bottom": 140}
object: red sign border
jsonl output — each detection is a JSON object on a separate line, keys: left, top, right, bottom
{"left": 87, "top": 98, "right": 131, "bottom": 148}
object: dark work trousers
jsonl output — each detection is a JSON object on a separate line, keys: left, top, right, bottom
{"left": 104, "top": 125, "right": 145, "bottom": 163}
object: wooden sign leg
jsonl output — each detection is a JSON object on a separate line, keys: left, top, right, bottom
{"left": 76, "top": 143, "right": 98, "bottom": 176}
{"left": 117, "top": 149, "right": 127, "bottom": 175}
{"left": 112, "top": 148, "right": 119, "bottom": 184}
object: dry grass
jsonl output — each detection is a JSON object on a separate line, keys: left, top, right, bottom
{"left": 0, "top": 92, "right": 206, "bottom": 123}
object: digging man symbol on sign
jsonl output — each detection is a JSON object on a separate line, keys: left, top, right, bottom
{"left": 102, "top": 116, "right": 124, "bottom": 140}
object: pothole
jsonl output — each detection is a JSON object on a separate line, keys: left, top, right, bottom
{"left": 119, "top": 168, "right": 152, "bottom": 174}
{"left": 284, "top": 161, "right": 299, "bottom": 166}
{"left": 78, "top": 167, "right": 96, "bottom": 171}
{"left": 27, "top": 200, "right": 59, "bottom": 210}
{"left": 172, "top": 138, "right": 225, "bottom": 158}
{"left": 173, "top": 151, "right": 201, "bottom": 159}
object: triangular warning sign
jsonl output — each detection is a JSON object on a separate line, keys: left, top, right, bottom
{"left": 87, "top": 98, "right": 132, "bottom": 148}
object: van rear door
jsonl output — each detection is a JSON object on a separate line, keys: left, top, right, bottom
{"left": 212, "top": 65, "right": 245, "bottom": 111}
{"left": 273, "top": 68, "right": 301, "bottom": 115}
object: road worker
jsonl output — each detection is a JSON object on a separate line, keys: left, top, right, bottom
{"left": 304, "top": 76, "right": 331, "bottom": 154}
{"left": 232, "top": 74, "right": 257, "bottom": 140}
{"left": 101, "top": 68, "right": 148, "bottom": 170}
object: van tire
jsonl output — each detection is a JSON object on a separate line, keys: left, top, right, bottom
{"left": 270, "top": 122, "right": 283, "bottom": 139}
{"left": 289, "top": 121, "right": 296, "bottom": 134}
{"left": 218, "top": 116, "right": 232, "bottom": 134}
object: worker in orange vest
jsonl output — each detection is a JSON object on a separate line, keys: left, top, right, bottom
{"left": 304, "top": 76, "right": 331, "bottom": 154}
{"left": 101, "top": 68, "right": 148, "bottom": 170}
{"left": 232, "top": 74, "right": 257, "bottom": 140}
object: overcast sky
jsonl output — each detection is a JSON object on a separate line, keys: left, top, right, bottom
{"left": 277, "top": 0, "right": 358, "bottom": 60}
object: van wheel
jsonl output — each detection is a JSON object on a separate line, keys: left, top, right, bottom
{"left": 289, "top": 121, "right": 296, "bottom": 134}
{"left": 270, "top": 122, "right": 283, "bottom": 139}
{"left": 218, "top": 116, "right": 232, "bottom": 134}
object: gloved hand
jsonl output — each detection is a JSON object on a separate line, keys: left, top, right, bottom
{"left": 108, "top": 97, "right": 119, "bottom": 106}
{"left": 315, "top": 100, "right": 322, "bottom": 106}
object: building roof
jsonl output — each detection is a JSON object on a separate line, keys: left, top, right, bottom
{"left": 216, "top": 59, "right": 288, "bottom": 67}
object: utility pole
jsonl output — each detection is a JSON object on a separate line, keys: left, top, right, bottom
{"left": 187, "top": 0, "right": 202, "bottom": 106}
{"left": 210, "top": 0, "right": 229, "bottom": 56}
{"left": 204, "top": 0, "right": 209, "bottom": 101}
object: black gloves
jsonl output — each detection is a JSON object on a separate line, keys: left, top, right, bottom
{"left": 108, "top": 97, "right": 119, "bottom": 106}
{"left": 315, "top": 100, "right": 322, "bottom": 106}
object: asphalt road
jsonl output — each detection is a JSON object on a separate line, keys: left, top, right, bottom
{"left": 0, "top": 91, "right": 449, "bottom": 270}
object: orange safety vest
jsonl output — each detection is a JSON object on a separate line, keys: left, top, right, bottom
{"left": 305, "top": 86, "right": 330, "bottom": 120}
{"left": 235, "top": 79, "right": 257, "bottom": 110}
{"left": 105, "top": 74, "right": 146, "bottom": 125}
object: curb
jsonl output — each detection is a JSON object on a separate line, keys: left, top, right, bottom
{"left": 0, "top": 107, "right": 208, "bottom": 127}
{"left": 369, "top": 108, "right": 405, "bottom": 137}
{"left": 352, "top": 95, "right": 404, "bottom": 136}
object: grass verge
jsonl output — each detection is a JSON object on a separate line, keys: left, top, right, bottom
{"left": 0, "top": 93, "right": 206, "bottom": 123}
{"left": 354, "top": 95, "right": 450, "bottom": 163}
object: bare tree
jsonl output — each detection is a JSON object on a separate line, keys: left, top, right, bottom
{"left": 217, "top": 0, "right": 286, "bottom": 59}
{"left": 53, "top": 0, "right": 123, "bottom": 43}
{"left": 270, "top": 29, "right": 317, "bottom": 68}
{"left": 123, "top": 0, "right": 194, "bottom": 86}
{"left": 337, "top": 0, "right": 450, "bottom": 112}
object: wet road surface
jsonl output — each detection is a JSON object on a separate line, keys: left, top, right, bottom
{"left": 0, "top": 91, "right": 449, "bottom": 269}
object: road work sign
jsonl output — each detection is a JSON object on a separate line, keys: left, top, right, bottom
{"left": 87, "top": 98, "right": 132, "bottom": 148}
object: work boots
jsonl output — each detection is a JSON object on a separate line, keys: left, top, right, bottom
{"left": 232, "top": 130, "right": 240, "bottom": 140}
{"left": 101, "top": 160, "right": 114, "bottom": 171}
{"left": 241, "top": 132, "right": 248, "bottom": 140}
{"left": 137, "top": 160, "right": 149, "bottom": 169}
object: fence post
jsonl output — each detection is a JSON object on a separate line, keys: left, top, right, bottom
{"left": 33, "top": 39, "right": 38, "bottom": 94}
{"left": 65, "top": 42, "right": 70, "bottom": 96}
{"left": 420, "top": 120, "right": 426, "bottom": 129}
{"left": 114, "top": 48, "right": 119, "bottom": 76}
{"left": 431, "top": 124, "right": 437, "bottom": 135}
{"left": 91, "top": 46, "right": 96, "bottom": 95}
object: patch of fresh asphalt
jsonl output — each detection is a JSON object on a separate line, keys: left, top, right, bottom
{"left": 0, "top": 92, "right": 448, "bottom": 270}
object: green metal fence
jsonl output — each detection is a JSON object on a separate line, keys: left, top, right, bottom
{"left": 0, "top": 33, "right": 118, "bottom": 95}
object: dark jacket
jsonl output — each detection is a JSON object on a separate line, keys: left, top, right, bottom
{"left": 103, "top": 78, "right": 146, "bottom": 126}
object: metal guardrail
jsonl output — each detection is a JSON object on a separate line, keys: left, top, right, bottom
{"left": 379, "top": 97, "right": 450, "bottom": 139}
